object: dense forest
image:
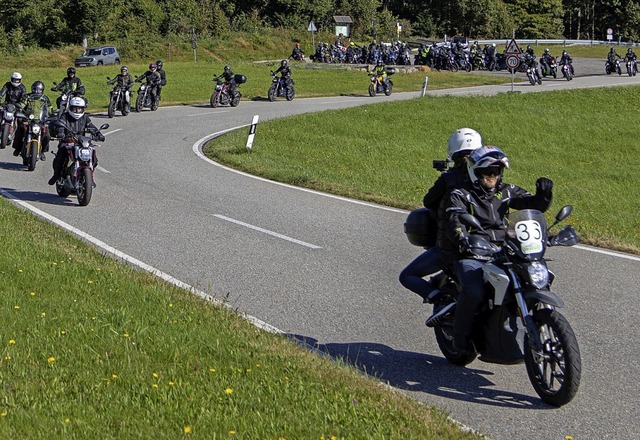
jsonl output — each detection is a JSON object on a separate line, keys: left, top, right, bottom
{"left": 1, "top": 0, "right": 638, "bottom": 51}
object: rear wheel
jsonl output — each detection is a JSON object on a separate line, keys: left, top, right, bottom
{"left": 55, "top": 179, "right": 70, "bottom": 198}
{"left": 285, "top": 86, "right": 295, "bottom": 101}
{"left": 77, "top": 168, "right": 93, "bottom": 206}
{"left": 230, "top": 92, "right": 241, "bottom": 107}
{"left": 524, "top": 309, "right": 581, "bottom": 407}
{"left": 268, "top": 85, "right": 276, "bottom": 102}
{"left": 434, "top": 324, "right": 477, "bottom": 366}
{"left": 27, "top": 140, "right": 38, "bottom": 171}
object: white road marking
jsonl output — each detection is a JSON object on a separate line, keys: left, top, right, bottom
{"left": 96, "top": 166, "right": 110, "bottom": 173}
{"left": 188, "top": 110, "right": 230, "bottom": 117}
{"left": 214, "top": 214, "right": 322, "bottom": 249}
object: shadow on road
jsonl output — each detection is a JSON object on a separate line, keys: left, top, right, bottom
{"left": 289, "top": 334, "right": 556, "bottom": 410}
{"left": 0, "top": 186, "right": 78, "bottom": 206}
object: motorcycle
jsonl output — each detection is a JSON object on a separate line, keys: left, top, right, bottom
{"left": 210, "top": 74, "right": 246, "bottom": 108}
{"left": 19, "top": 109, "right": 49, "bottom": 171}
{"left": 368, "top": 67, "right": 395, "bottom": 97}
{"left": 526, "top": 64, "right": 543, "bottom": 85}
{"left": 540, "top": 56, "right": 557, "bottom": 78}
{"left": 51, "top": 84, "right": 83, "bottom": 116}
{"left": 0, "top": 103, "right": 18, "bottom": 149}
{"left": 404, "top": 205, "right": 582, "bottom": 407}
{"left": 561, "top": 62, "right": 574, "bottom": 81}
{"left": 135, "top": 81, "right": 159, "bottom": 112}
{"left": 605, "top": 59, "right": 622, "bottom": 75}
{"left": 626, "top": 59, "right": 637, "bottom": 77}
{"left": 53, "top": 122, "right": 109, "bottom": 206}
{"left": 106, "top": 79, "right": 131, "bottom": 118}
{"left": 268, "top": 72, "right": 295, "bottom": 101}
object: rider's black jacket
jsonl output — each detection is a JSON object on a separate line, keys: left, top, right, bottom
{"left": 0, "top": 82, "right": 27, "bottom": 105}
{"left": 437, "top": 180, "right": 552, "bottom": 255}
{"left": 52, "top": 77, "right": 85, "bottom": 95}
{"left": 53, "top": 113, "right": 103, "bottom": 141}
{"left": 423, "top": 165, "right": 468, "bottom": 210}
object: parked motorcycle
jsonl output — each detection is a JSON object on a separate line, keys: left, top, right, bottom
{"left": 404, "top": 205, "right": 582, "bottom": 407}
{"left": 106, "top": 79, "right": 131, "bottom": 118}
{"left": 210, "top": 74, "right": 246, "bottom": 108}
{"left": 19, "top": 109, "right": 49, "bottom": 171}
{"left": 368, "top": 67, "right": 395, "bottom": 97}
{"left": 605, "top": 59, "right": 622, "bottom": 75}
{"left": 626, "top": 59, "right": 637, "bottom": 77}
{"left": 135, "top": 81, "right": 159, "bottom": 112}
{"left": 268, "top": 72, "right": 295, "bottom": 101}
{"left": 540, "top": 56, "right": 557, "bottom": 78}
{"left": 53, "top": 122, "right": 109, "bottom": 206}
{"left": 561, "top": 62, "right": 574, "bottom": 81}
{"left": 0, "top": 103, "right": 19, "bottom": 149}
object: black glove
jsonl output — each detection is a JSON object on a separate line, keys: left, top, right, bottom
{"left": 94, "top": 133, "right": 105, "bottom": 142}
{"left": 457, "top": 237, "right": 470, "bottom": 255}
{"left": 535, "top": 177, "right": 553, "bottom": 196}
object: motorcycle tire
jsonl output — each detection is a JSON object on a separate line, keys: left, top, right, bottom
{"left": 450, "top": 63, "right": 459, "bottom": 73}
{"left": 628, "top": 66, "right": 633, "bottom": 77}
{"left": 552, "top": 70, "right": 557, "bottom": 79}
{"left": 368, "top": 83, "right": 376, "bottom": 97}
{"left": 0, "top": 123, "right": 9, "bottom": 149}
{"left": 77, "top": 168, "right": 93, "bottom": 207}
{"left": 528, "top": 74, "right": 536, "bottom": 85}
{"left": 524, "top": 308, "right": 581, "bottom": 407}
{"left": 55, "top": 179, "right": 70, "bottom": 198}
{"left": 434, "top": 324, "right": 477, "bottom": 366}
{"left": 27, "top": 141, "right": 38, "bottom": 171}
{"left": 285, "top": 86, "right": 295, "bottom": 101}
{"left": 465, "top": 63, "right": 472, "bottom": 73}
{"left": 384, "top": 82, "right": 392, "bottom": 96}
{"left": 536, "top": 74, "right": 542, "bottom": 85}
{"left": 268, "top": 85, "right": 277, "bottom": 102}
{"left": 617, "top": 66, "right": 622, "bottom": 75}
{"left": 108, "top": 100, "right": 116, "bottom": 118}
{"left": 564, "top": 69, "right": 572, "bottom": 81}
{"left": 210, "top": 94, "right": 219, "bottom": 108}
{"left": 605, "top": 64, "right": 611, "bottom": 75}
{"left": 135, "top": 94, "right": 144, "bottom": 112}
{"left": 230, "top": 92, "right": 241, "bottom": 107}
{"left": 151, "top": 99, "right": 159, "bottom": 111}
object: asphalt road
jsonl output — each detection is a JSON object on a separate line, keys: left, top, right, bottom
{"left": 1, "top": 64, "right": 639, "bottom": 439}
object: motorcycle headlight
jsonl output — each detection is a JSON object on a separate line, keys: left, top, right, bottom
{"left": 32, "top": 124, "right": 41, "bottom": 135}
{"left": 528, "top": 261, "right": 549, "bottom": 289}
{"left": 78, "top": 147, "right": 92, "bottom": 162}
{"left": 5, "top": 112, "right": 14, "bottom": 121}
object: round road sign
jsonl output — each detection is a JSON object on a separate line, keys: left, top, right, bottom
{"left": 607, "top": 28, "right": 613, "bottom": 35}
{"left": 506, "top": 54, "right": 520, "bottom": 69}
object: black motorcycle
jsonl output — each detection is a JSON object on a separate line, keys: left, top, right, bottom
{"left": 268, "top": 72, "right": 295, "bottom": 101}
{"left": 106, "top": 79, "right": 131, "bottom": 117}
{"left": 605, "top": 59, "right": 622, "bottom": 75}
{"left": 0, "top": 103, "right": 18, "bottom": 149}
{"left": 404, "top": 205, "right": 582, "bottom": 406}
{"left": 210, "top": 74, "right": 246, "bottom": 108}
{"left": 135, "top": 81, "right": 159, "bottom": 112}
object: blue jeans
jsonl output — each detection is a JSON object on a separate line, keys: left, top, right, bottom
{"left": 399, "top": 247, "right": 454, "bottom": 301}
{"left": 453, "top": 258, "right": 486, "bottom": 338}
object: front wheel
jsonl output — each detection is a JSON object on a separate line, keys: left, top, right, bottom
{"left": 77, "top": 168, "right": 93, "bottom": 206}
{"left": 628, "top": 65, "right": 633, "bottom": 77}
{"left": 524, "top": 309, "right": 581, "bottom": 407}
{"left": 27, "top": 140, "right": 38, "bottom": 171}
{"left": 135, "top": 94, "right": 143, "bottom": 112}
{"left": 210, "top": 93, "right": 219, "bottom": 108}
{"left": 384, "top": 82, "right": 393, "bottom": 96}
{"left": 285, "top": 86, "right": 295, "bottom": 101}
{"left": 617, "top": 65, "right": 622, "bottom": 75}
{"left": 368, "top": 83, "right": 376, "bottom": 97}
{"left": 528, "top": 73, "right": 536, "bottom": 85}
{"left": 108, "top": 99, "right": 116, "bottom": 118}
{"left": 0, "top": 123, "right": 9, "bottom": 149}
{"left": 268, "top": 85, "right": 276, "bottom": 102}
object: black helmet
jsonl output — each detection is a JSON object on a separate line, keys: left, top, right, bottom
{"left": 280, "top": 59, "right": 288, "bottom": 67}
{"left": 149, "top": 63, "right": 157, "bottom": 70}
{"left": 31, "top": 81, "right": 44, "bottom": 97}
{"left": 156, "top": 60, "right": 163, "bottom": 69}
{"left": 224, "top": 65, "right": 231, "bottom": 73}
{"left": 628, "top": 48, "right": 633, "bottom": 53}
{"left": 67, "top": 67, "right": 76, "bottom": 76}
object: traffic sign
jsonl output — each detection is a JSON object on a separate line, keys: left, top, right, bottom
{"left": 505, "top": 38, "right": 521, "bottom": 55}
{"left": 506, "top": 55, "right": 520, "bottom": 70}
{"left": 308, "top": 21, "right": 317, "bottom": 32}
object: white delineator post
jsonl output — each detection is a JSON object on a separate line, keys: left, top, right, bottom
{"left": 246, "top": 115, "right": 259, "bottom": 151}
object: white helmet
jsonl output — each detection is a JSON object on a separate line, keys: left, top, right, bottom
{"left": 10, "top": 72, "right": 22, "bottom": 87}
{"left": 467, "top": 145, "right": 510, "bottom": 184}
{"left": 447, "top": 128, "right": 483, "bottom": 159}
{"left": 68, "top": 96, "right": 86, "bottom": 120}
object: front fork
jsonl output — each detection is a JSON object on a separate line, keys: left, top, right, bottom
{"left": 509, "top": 269, "right": 545, "bottom": 351}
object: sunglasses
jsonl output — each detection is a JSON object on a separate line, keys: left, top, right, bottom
{"left": 478, "top": 167, "right": 502, "bottom": 177}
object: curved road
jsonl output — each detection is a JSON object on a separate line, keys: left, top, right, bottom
{"left": 1, "top": 67, "right": 639, "bottom": 439}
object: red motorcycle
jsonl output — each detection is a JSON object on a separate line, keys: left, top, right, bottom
{"left": 210, "top": 74, "right": 245, "bottom": 108}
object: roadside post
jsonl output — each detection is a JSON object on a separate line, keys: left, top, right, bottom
{"left": 246, "top": 115, "right": 259, "bottom": 151}
{"left": 191, "top": 29, "right": 197, "bottom": 63}
{"left": 308, "top": 21, "right": 317, "bottom": 52}
{"left": 421, "top": 77, "right": 429, "bottom": 97}
{"left": 504, "top": 38, "right": 522, "bottom": 93}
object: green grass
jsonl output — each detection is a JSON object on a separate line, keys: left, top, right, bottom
{"left": 0, "top": 198, "right": 478, "bottom": 439}
{"left": 205, "top": 87, "right": 640, "bottom": 254}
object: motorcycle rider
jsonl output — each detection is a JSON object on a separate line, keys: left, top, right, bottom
{"left": 12, "top": 81, "right": 52, "bottom": 160}
{"left": 559, "top": 50, "right": 574, "bottom": 75}
{"left": 439, "top": 146, "right": 553, "bottom": 355}
{"left": 215, "top": 65, "right": 237, "bottom": 96}
{"left": 155, "top": 60, "right": 167, "bottom": 100}
{"left": 540, "top": 48, "right": 554, "bottom": 75}
{"left": 272, "top": 59, "right": 293, "bottom": 89}
{"left": 135, "top": 63, "right": 161, "bottom": 106}
{"left": 369, "top": 59, "right": 388, "bottom": 86}
{"left": 0, "top": 72, "right": 27, "bottom": 107}
{"left": 623, "top": 47, "right": 637, "bottom": 72}
{"left": 52, "top": 67, "right": 86, "bottom": 109}
{"left": 607, "top": 47, "right": 621, "bottom": 68}
{"left": 399, "top": 128, "right": 483, "bottom": 321}
{"left": 48, "top": 97, "right": 105, "bottom": 186}
{"left": 525, "top": 44, "right": 535, "bottom": 57}
{"left": 107, "top": 65, "right": 134, "bottom": 105}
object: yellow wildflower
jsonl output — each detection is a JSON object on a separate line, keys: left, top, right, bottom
{"left": 225, "top": 388, "right": 233, "bottom": 395}
{"left": 8, "top": 340, "right": 16, "bottom": 345}
{"left": 183, "top": 426, "right": 192, "bottom": 434}
{"left": 47, "top": 357, "right": 55, "bottom": 364}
